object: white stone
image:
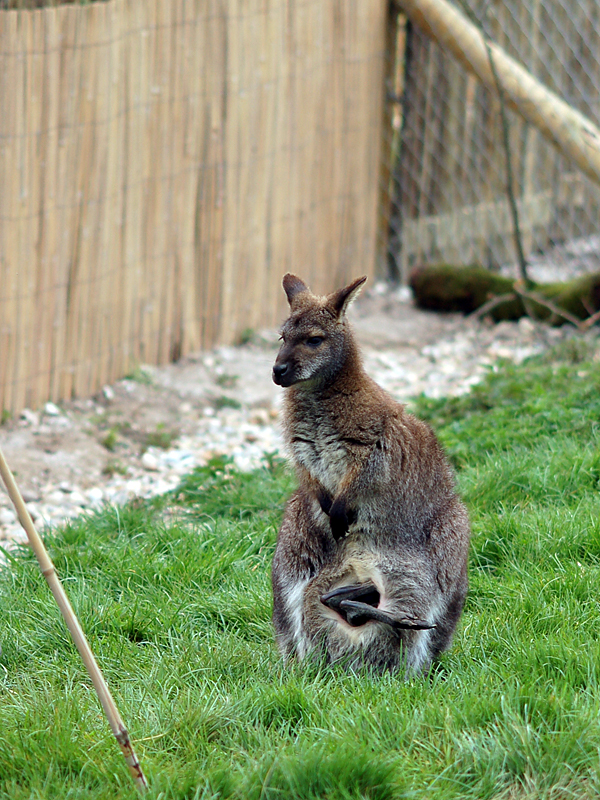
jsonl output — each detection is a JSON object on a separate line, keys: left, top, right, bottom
{"left": 111, "top": 491, "right": 131, "bottom": 505}
{"left": 45, "top": 490, "right": 66, "bottom": 505}
{"left": 518, "top": 317, "right": 535, "bottom": 334}
{"left": 86, "top": 487, "right": 104, "bottom": 504}
{"left": 20, "top": 408, "right": 39, "bottom": 426}
{"left": 102, "top": 385, "right": 115, "bottom": 400}
{"left": 0, "top": 508, "right": 16, "bottom": 525}
{"left": 3, "top": 526, "right": 26, "bottom": 544}
{"left": 25, "top": 503, "right": 40, "bottom": 520}
{"left": 44, "top": 402, "right": 61, "bottom": 416}
{"left": 68, "top": 491, "right": 87, "bottom": 507}
{"left": 141, "top": 453, "right": 159, "bottom": 471}
{"left": 125, "top": 479, "right": 142, "bottom": 495}
{"left": 65, "top": 506, "right": 84, "bottom": 518}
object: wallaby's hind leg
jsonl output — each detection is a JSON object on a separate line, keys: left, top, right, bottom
{"left": 320, "top": 584, "right": 434, "bottom": 631}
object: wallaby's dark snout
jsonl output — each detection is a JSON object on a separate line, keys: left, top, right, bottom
{"left": 272, "top": 361, "right": 290, "bottom": 386}
{"left": 271, "top": 272, "right": 470, "bottom": 676}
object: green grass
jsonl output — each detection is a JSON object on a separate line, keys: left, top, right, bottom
{"left": 2, "top": 338, "right": 600, "bottom": 798}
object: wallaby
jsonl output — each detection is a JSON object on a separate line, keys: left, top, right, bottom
{"left": 271, "top": 274, "right": 470, "bottom": 675}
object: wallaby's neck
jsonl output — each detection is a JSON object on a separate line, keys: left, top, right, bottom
{"left": 325, "top": 333, "right": 366, "bottom": 396}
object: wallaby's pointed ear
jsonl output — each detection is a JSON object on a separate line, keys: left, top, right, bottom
{"left": 282, "top": 273, "right": 309, "bottom": 305}
{"left": 329, "top": 276, "right": 367, "bottom": 317}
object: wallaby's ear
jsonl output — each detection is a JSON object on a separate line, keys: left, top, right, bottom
{"left": 282, "top": 273, "right": 310, "bottom": 305}
{"left": 329, "top": 276, "right": 367, "bottom": 317}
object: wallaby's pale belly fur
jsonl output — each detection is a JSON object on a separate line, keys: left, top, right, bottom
{"left": 271, "top": 274, "right": 470, "bottom": 675}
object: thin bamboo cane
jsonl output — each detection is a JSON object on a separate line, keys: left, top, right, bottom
{"left": 0, "top": 445, "right": 148, "bottom": 794}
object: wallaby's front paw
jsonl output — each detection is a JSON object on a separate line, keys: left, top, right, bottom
{"left": 329, "top": 498, "right": 356, "bottom": 540}
{"left": 316, "top": 487, "right": 333, "bottom": 516}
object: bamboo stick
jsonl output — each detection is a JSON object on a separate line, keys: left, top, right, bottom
{"left": 394, "top": 0, "right": 600, "bottom": 185}
{"left": 0, "top": 445, "right": 148, "bottom": 794}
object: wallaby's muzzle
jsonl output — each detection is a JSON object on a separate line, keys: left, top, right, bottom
{"left": 272, "top": 362, "right": 290, "bottom": 385}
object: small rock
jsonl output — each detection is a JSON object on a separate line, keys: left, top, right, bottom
{"left": 111, "top": 491, "right": 131, "bottom": 505}
{"left": 102, "top": 385, "right": 115, "bottom": 401}
{"left": 20, "top": 408, "right": 39, "bottom": 426}
{"left": 65, "top": 506, "right": 84, "bottom": 518}
{"left": 518, "top": 317, "right": 535, "bottom": 334}
{"left": 3, "top": 525, "right": 26, "bottom": 544}
{"left": 68, "top": 491, "right": 87, "bottom": 507}
{"left": 86, "top": 487, "right": 104, "bottom": 505}
{"left": 51, "top": 416, "right": 71, "bottom": 429}
{"left": 45, "top": 490, "right": 66, "bottom": 505}
{"left": 44, "top": 402, "right": 61, "bottom": 416}
{"left": 141, "top": 453, "right": 159, "bottom": 472}
{"left": 0, "top": 508, "right": 16, "bottom": 525}
{"left": 125, "top": 479, "right": 142, "bottom": 495}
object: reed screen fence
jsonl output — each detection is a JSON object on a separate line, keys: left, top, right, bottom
{"left": 0, "top": 0, "right": 388, "bottom": 415}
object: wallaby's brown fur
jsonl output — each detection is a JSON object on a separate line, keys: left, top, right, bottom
{"left": 271, "top": 274, "right": 470, "bottom": 675}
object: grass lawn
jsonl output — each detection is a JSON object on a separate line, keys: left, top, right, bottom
{"left": 1, "top": 337, "right": 600, "bottom": 799}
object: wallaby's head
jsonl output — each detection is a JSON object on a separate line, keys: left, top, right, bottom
{"left": 273, "top": 274, "right": 367, "bottom": 388}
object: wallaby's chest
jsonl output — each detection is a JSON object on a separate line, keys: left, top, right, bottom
{"left": 288, "top": 414, "right": 349, "bottom": 492}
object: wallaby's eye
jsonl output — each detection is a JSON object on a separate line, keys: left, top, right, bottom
{"left": 306, "top": 336, "right": 324, "bottom": 347}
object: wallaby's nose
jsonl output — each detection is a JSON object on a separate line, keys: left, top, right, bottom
{"left": 273, "top": 363, "right": 289, "bottom": 384}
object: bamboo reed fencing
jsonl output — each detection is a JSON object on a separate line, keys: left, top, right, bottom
{"left": 0, "top": 0, "right": 388, "bottom": 416}
{"left": 387, "top": 0, "right": 600, "bottom": 279}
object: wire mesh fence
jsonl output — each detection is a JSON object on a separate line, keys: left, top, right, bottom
{"left": 382, "top": 0, "right": 600, "bottom": 283}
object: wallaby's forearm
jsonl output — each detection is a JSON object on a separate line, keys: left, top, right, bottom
{"left": 321, "top": 449, "right": 385, "bottom": 539}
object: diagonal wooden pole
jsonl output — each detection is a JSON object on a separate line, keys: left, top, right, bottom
{"left": 0, "top": 445, "right": 148, "bottom": 794}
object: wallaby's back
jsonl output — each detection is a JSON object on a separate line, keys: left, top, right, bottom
{"left": 272, "top": 274, "right": 470, "bottom": 674}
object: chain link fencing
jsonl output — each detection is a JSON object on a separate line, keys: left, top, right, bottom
{"left": 381, "top": 0, "right": 600, "bottom": 284}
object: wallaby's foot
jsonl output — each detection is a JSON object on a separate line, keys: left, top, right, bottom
{"left": 321, "top": 583, "right": 435, "bottom": 631}
{"left": 338, "top": 601, "right": 435, "bottom": 630}
{"left": 321, "top": 582, "right": 380, "bottom": 609}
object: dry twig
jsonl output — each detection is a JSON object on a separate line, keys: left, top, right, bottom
{"left": 580, "top": 307, "right": 600, "bottom": 330}
{"left": 469, "top": 292, "right": 517, "bottom": 320}
{"left": 513, "top": 287, "right": 585, "bottom": 328}
{"left": 468, "top": 285, "right": 600, "bottom": 330}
